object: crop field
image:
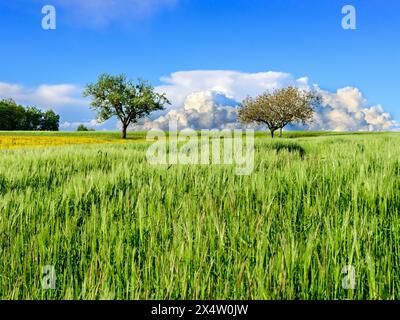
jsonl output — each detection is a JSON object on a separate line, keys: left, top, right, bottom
{"left": 0, "top": 132, "right": 399, "bottom": 299}
{"left": 0, "top": 135, "right": 127, "bottom": 150}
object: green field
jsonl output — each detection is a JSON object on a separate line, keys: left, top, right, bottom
{"left": 0, "top": 131, "right": 399, "bottom": 299}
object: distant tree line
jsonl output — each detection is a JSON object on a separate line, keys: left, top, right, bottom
{"left": 77, "top": 124, "right": 95, "bottom": 132}
{"left": 0, "top": 99, "right": 60, "bottom": 131}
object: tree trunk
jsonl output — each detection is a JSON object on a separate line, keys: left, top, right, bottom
{"left": 270, "top": 129, "right": 275, "bottom": 138}
{"left": 121, "top": 124, "right": 128, "bottom": 139}
{"left": 279, "top": 127, "right": 283, "bottom": 138}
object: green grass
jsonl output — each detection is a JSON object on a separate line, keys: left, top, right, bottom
{"left": 0, "top": 129, "right": 375, "bottom": 140}
{"left": 0, "top": 130, "right": 147, "bottom": 140}
{"left": 0, "top": 132, "right": 399, "bottom": 299}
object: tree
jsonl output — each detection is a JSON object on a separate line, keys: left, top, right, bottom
{"left": 77, "top": 124, "right": 89, "bottom": 131}
{"left": 40, "top": 110, "right": 60, "bottom": 131}
{"left": 76, "top": 124, "right": 95, "bottom": 132}
{"left": 238, "top": 86, "right": 321, "bottom": 138}
{"left": 25, "top": 107, "right": 43, "bottom": 130}
{"left": 83, "top": 74, "right": 170, "bottom": 139}
{"left": 0, "top": 99, "right": 60, "bottom": 131}
{"left": 0, "top": 99, "right": 26, "bottom": 130}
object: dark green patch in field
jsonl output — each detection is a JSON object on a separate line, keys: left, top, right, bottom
{"left": 272, "top": 141, "right": 306, "bottom": 159}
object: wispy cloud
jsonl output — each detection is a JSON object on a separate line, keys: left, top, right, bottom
{"left": 0, "top": 81, "right": 92, "bottom": 125}
{"left": 0, "top": 82, "right": 84, "bottom": 108}
{"left": 51, "top": 0, "right": 179, "bottom": 28}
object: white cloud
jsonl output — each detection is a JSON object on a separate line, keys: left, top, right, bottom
{"left": 0, "top": 81, "right": 92, "bottom": 127}
{"left": 305, "top": 86, "right": 396, "bottom": 132}
{"left": 52, "top": 0, "right": 178, "bottom": 27}
{"left": 60, "top": 119, "right": 102, "bottom": 130}
{"left": 156, "top": 70, "right": 309, "bottom": 108}
{"left": 140, "top": 90, "right": 240, "bottom": 130}
{"left": 0, "top": 82, "right": 84, "bottom": 108}
{"left": 1, "top": 70, "right": 396, "bottom": 132}
{"left": 141, "top": 70, "right": 397, "bottom": 132}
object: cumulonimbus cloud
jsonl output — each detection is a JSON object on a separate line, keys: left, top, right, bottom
{"left": 144, "top": 90, "right": 240, "bottom": 131}
{"left": 137, "top": 70, "right": 398, "bottom": 132}
{"left": 156, "top": 70, "right": 310, "bottom": 108}
{"left": 304, "top": 86, "right": 396, "bottom": 132}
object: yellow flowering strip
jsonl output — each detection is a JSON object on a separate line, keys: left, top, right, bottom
{"left": 0, "top": 135, "right": 126, "bottom": 150}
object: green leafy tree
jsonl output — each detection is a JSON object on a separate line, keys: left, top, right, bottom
{"left": 238, "top": 86, "right": 321, "bottom": 138}
{"left": 83, "top": 74, "right": 170, "bottom": 139}
{"left": 0, "top": 99, "right": 27, "bottom": 130}
{"left": 0, "top": 99, "right": 59, "bottom": 131}
{"left": 25, "top": 107, "right": 43, "bottom": 130}
{"left": 40, "top": 110, "right": 60, "bottom": 131}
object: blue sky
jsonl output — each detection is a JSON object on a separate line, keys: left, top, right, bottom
{"left": 0, "top": 0, "right": 399, "bottom": 130}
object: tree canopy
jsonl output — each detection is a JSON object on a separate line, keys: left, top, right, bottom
{"left": 238, "top": 86, "right": 321, "bottom": 138}
{"left": 83, "top": 74, "right": 170, "bottom": 139}
{"left": 0, "top": 99, "right": 60, "bottom": 131}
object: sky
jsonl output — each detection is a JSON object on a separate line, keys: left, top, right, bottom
{"left": 0, "top": 0, "right": 399, "bottom": 131}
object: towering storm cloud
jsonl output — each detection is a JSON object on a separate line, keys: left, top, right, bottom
{"left": 139, "top": 70, "right": 397, "bottom": 132}
{"left": 307, "top": 87, "right": 396, "bottom": 131}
